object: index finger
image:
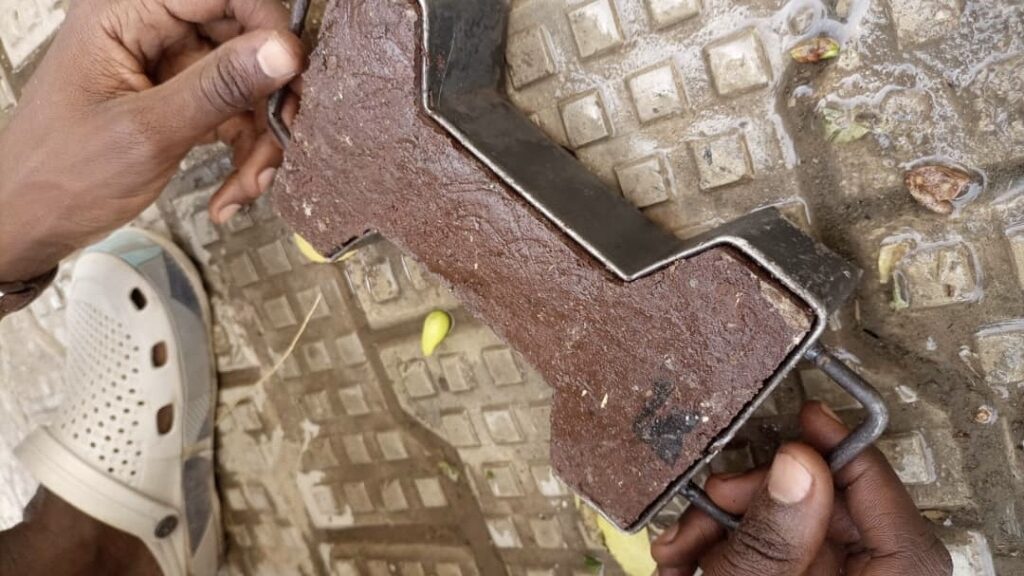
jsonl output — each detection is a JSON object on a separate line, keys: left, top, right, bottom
{"left": 798, "top": 402, "right": 943, "bottom": 557}
{"left": 163, "top": 0, "right": 290, "bottom": 32}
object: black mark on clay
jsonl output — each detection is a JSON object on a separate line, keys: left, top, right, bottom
{"left": 632, "top": 381, "right": 700, "bottom": 465}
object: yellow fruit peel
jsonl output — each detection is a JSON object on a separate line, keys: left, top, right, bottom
{"left": 421, "top": 310, "right": 453, "bottom": 357}
{"left": 293, "top": 234, "right": 329, "bottom": 263}
{"left": 575, "top": 497, "right": 657, "bottom": 576}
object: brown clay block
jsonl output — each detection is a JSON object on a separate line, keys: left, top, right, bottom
{"left": 274, "top": 0, "right": 813, "bottom": 527}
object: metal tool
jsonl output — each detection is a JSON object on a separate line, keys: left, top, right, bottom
{"left": 267, "top": 0, "right": 310, "bottom": 146}
{"left": 276, "top": 0, "right": 889, "bottom": 532}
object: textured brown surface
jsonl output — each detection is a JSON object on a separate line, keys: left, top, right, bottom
{"left": 274, "top": 0, "right": 811, "bottom": 527}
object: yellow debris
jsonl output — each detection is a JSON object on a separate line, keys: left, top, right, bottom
{"left": 293, "top": 234, "right": 329, "bottom": 263}
{"left": 877, "top": 242, "right": 911, "bottom": 284}
{"left": 421, "top": 310, "right": 453, "bottom": 357}
{"left": 576, "top": 498, "right": 657, "bottom": 576}
{"left": 595, "top": 515, "right": 657, "bottom": 576}
{"left": 293, "top": 234, "right": 360, "bottom": 264}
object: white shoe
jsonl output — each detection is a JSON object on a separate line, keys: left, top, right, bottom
{"left": 16, "top": 228, "right": 221, "bottom": 576}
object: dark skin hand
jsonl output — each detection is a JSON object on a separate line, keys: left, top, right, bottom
{"left": 0, "top": 0, "right": 305, "bottom": 285}
{"left": 652, "top": 402, "right": 953, "bottom": 576}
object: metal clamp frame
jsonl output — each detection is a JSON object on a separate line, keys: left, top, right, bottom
{"left": 681, "top": 343, "right": 889, "bottom": 530}
{"left": 267, "top": 0, "right": 310, "bottom": 147}
{"left": 275, "top": 0, "right": 891, "bottom": 532}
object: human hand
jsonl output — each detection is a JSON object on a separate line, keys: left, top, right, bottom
{"left": 651, "top": 402, "right": 952, "bottom": 575}
{"left": 0, "top": 0, "right": 304, "bottom": 283}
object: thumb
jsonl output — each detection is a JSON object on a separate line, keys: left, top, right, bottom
{"left": 137, "top": 29, "right": 303, "bottom": 150}
{"left": 703, "top": 444, "right": 833, "bottom": 576}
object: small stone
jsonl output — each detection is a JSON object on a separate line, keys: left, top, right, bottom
{"left": 904, "top": 165, "right": 973, "bottom": 215}
{"left": 895, "top": 385, "right": 919, "bottom": 403}
{"left": 789, "top": 37, "right": 840, "bottom": 63}
{"left": 974, "top": 405, "right": 996, "bottom": 425}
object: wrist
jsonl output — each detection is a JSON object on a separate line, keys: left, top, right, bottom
{"left": 0, "top": 230, "right": 65, "bottom": 284}
{"left": 0, "top": 146, "right": 67, "bottom": 283}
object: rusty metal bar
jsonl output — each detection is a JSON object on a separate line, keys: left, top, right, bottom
{"left": 268, "top": 0, "right": 310, "bottom": 147}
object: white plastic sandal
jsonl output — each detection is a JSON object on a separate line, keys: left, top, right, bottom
{"left": 16, "top": 228, "right": 221, "bottom": 576}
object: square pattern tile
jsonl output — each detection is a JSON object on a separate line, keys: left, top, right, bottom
{"left": 974, "top": 325, "right": 1024, "bottom": 385}
{"left": 889, "top": 0, "right": 964, "bottom": 47}
{"left": 567, "top": 0, "right": 624, "bottom": 59}
{"left": 893, "top": 242, "right": 979, "bottom": 309}
{"left": 876, "top": 432, "right": 937, "bottom": 485}
{"left": 690, "top": 132, "right": 753, "bottom": 190}
{"left": 559, "top": 91, "right": 613, "bottom": 148}
{"left": 482, "top": 347, "right": 522, "bottom": 385}
{"left": 627, "top": 63, "right": 685, "bottom": 124}
{"left": 508, "top": 26, "right": 558, "bottom": 88}
{"left": 645, "top": 0, "right": 701, "bottom": 29}
{"left": 615, "top": 154, "right": 674, "bottom": 208}
{"left": 705, "top": 29, "right": 771, "bottom": 97}
{"left": 365, "top": 260, "right": 401, "bottom": 303}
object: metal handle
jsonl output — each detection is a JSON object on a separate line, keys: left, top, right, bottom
{"left": 268, "top": 0, "right": 312, "bottom": 147}
{"left": 679, "top": 343, "right": 889, "bottom": 531}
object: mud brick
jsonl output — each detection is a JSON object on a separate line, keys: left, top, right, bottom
{"left": 276, "top": 0, "right": 812, "bottom": 528}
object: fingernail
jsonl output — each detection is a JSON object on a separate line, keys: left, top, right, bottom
{"left": 257, "top": 168, "right": 277, "bottom": 193}
{"left": 820, "top": 403, "right": 843, "bottom": 424}
{"left": 655, "top": 522, "right": 679, "bottom": 544}
{"left": 768, "top": 452, "right": 812, "bottom": 504}
{"left": 257, "top": 34, "right": 299, "bottom": 78}
{"left": 218, "top": 203, "right": 242, "bottom": 223}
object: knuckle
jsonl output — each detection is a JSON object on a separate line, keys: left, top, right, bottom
{"left": 720, "top": 516, "right": 804, "bottom": 574}
{"left": 200, "top": 55, "right": 257, "bottom": 114}
{"left": 897, "top": 533, "right": 954, "bottom": 575}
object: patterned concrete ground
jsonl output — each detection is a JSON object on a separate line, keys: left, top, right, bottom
{"left": 1, "top": 0, "right": 1023, "bottom": 575}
